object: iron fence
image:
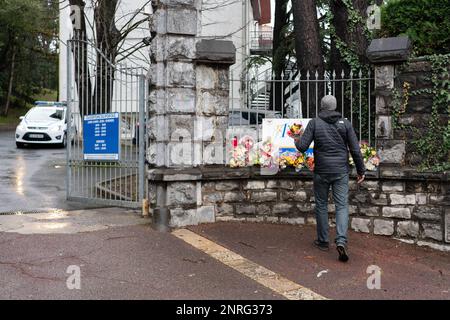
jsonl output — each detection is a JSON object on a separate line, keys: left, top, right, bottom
{"left": 229, "top": 69, "right": 375, "bottom": 144}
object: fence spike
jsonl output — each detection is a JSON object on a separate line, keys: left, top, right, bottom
{"left": 315, "top": 70, "right": 319, "bottom": 79}
{"left": 341, "top": 69, "right": 345, "bottom": 78}
{"left": 332, "top": 70, "right": 336, "bottom": 78}
{"left": 358, "top": 69, "right": 363, "bottom": 78}
{"left": 306, "top": 70, "right": 310, "bottom": 79}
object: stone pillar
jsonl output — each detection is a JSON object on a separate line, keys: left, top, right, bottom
{"left": 148, "top": 0, "right": 201, "bottom": 168}
{"left": 374, "top": 64, "right": 406, "bottom": 165}
{"left": 147, "top": 0, "right": 236, "bottom": 229}
{"left": 195, "top": 40, "right": 236, "bottom": 166}
{"left": 367, "top": 37, "right": 411, "bottom": 167}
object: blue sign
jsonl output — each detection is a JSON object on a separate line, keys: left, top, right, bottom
{"left": 83, "top": 113, "right": 120, "bottom": 161}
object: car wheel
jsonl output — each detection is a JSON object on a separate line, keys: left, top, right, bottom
{"left": 16, "top": 142, "right": 25, "bottom": 149}
{"left": 59, "top": 134, "right": 67, "bottom": 148}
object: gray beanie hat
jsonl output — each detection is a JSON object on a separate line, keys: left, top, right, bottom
{"left": 321, "top": 95, "right": 337, "bottom": 111}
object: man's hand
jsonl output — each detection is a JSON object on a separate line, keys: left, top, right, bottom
{"left": 357, "top": 174, "right": 365, "bottom": 184}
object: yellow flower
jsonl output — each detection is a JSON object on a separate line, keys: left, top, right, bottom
{"left": 294, "top": 156, "right": 304, "bottom": 166}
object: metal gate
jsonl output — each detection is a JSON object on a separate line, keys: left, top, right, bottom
{"left": 66, "top": 36, "right": 148, "bottom": 208}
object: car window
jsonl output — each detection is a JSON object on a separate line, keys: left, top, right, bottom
{"left": 50, "top": 110, "right": 64, "bottom": 120}
{"left": 26, "top": 107, "right": 65, "bottom": 122}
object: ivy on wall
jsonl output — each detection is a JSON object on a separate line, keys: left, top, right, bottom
{"left": 323, "top": 1, "right": 377, "bottom": 142}
{"left": 391, "top": 81, "right": 410, "bottom": 130}
{"left": 391, "top": 54, "right": 450, "bottom": 172}
{"left": 324, "top": 0, "right": 377, "bottom": 72}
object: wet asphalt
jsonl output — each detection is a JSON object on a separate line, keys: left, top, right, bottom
{"left": 0, "top": 129, "right": 282, "bottom": 300}
{"left": 0, "top": 223, "right": 282, "bottom": 300}
{"left": 190, "top": 222, "right": 450, "bottom": 300}
{"left": 0, "top": 130, "right": 94, "bottom": 213}
{"left": 0, "top": 129, "right": 449, "bottom": 300}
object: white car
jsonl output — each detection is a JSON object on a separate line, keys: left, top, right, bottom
{"left": 15, "top": 102, "right": 71, "bottom": 148}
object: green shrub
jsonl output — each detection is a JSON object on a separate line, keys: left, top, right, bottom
{"left": 380, "top": 0, "right": 450, "bottom": 56}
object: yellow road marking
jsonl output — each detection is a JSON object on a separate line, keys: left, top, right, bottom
{"left": 172, "top": 228, "right": 327, "bottom": 300}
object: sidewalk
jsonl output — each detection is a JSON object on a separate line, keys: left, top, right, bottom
{"left": 0, "top": 207, "right": 448, "bottom": 299}
{"left": 0, "top": 208, "right": 280, "bottom": 300}
{"left": 188, "top": 222, "right": 450, "bottom": 300}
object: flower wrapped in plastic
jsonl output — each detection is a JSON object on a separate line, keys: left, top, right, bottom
{"left": 254, "top": 138, "right": 277, "bottom": 169}
{"left": 278, "top": 151, "right": 306, "bottom": 172}
{"left": 305, "top": 156, "right": 315, "bottom": 172}
{"left": 287, "top": 123, "right": 304, "bottom": 138}
{"left": 229, "top": 135, "right": 256, "bottom": 168}
{"left": 349, "top": 141, "right": 380, "bottom": 171}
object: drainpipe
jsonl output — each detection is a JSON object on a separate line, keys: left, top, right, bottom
{"left": 242, "top": 0, "right": 249, "bottom": 109}
{"left": 152, "top": 183, "right": 169, "bottom": 232}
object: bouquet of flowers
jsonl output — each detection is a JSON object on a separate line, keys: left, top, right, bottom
{"left": 349, "top": 141, "right": 380, "bottom": 171}
{"left": 287, "top": 123, "right": 304, "bottom": 138}
{"left": 305, "top": 156, "right": 315, "bottom": 172}
{"left": 254, "top": 138, "right": 277, "bottom": 169}
{"left": 278, "top": 151, "right": 306, "bottom": 172}
{"left": 229, "top": 135, "right": 277, "bottom": 168}
{"left": 229, "top": 135, "right": 255, "bottom": 168}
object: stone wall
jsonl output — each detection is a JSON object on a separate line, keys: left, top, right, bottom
{"left": 146, "top": 14, "right": 449, "bottom": 250}
{"left": 376, "top": 58, "right": 449, "bottom": 166}
{"left": 148, "top": 167, "right": 449, "bottom": 248}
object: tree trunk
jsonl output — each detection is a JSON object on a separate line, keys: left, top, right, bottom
{"left": 330, "top": 0, "right": 370, "bottom": 119}
{"left": 349, "top": 0, "right": 370, "bottom": 66}
{"left": 69, "top": 0, "right": 93, "bottom": 118}
{"left": 271, "top": 0, "right": 289, "bottom": 113}
{"left": 329, "top": 0, "right": 349, "bottom": 116}
{"left": 291, "top": 0, "right": 325, "bottom": 118}
{"left": 95, "top": 0, "right": 120, "bottom": 114}
{"left": 330, "top": 0, "right": 370, "bottom": 72}
{"left": 3, "top": 45, "right": 17, "bottom": 116}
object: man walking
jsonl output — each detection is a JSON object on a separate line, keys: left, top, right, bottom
{"left": 293, "top": 95, "right": 365, "bottom": 262}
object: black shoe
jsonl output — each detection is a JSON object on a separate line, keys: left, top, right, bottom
{"left": 336, "top": 245, "right": 349, "bottom": 262}
{"left": 313, "top": 240, "right": 329, "bottom": 251}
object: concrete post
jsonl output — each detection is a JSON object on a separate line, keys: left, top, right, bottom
{"left": 148, "top": 0, "right": 236, "bottom": 230}
{"left": 367, "top": 37, "right": 412, "bottom": 167}
{"left": 374, "top": 64, "right": 406, "bottom": 165}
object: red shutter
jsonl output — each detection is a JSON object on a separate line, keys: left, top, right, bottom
{"left": 251, "top": 0, "right": 271, "bottom": 25}
{"left": 259, "top": 0, "right": 271, "bottom": 24}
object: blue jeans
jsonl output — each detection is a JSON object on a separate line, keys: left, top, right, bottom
{"left": 313, "top": 173, "right": 349, "bottom": 246}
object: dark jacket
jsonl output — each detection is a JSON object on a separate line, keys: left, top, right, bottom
{"left": 294, "top": 110, "right": 365, "bottom": 176}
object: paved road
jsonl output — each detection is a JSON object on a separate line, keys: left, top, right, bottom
{"left": 0, "top": 130, "right": 449, "bottom": 300}
{"left": 0, "top": 130, "right": 97, "bottom": 212}
{"left": 0, "top": 131, "right": 282, "bottom": 300}
{"left": 190, "top": 222, "right": 450, "bottom": 300}
{"left": 0, "top": 208, "right": 281, "bottom": 300}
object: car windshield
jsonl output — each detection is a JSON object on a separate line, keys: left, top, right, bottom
{"left": 26, "top": 107, "right": 65, "bottom": 122}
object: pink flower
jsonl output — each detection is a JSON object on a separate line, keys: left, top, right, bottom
{"left": 370, "top": 156, "right": 380, "bottom": 166}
